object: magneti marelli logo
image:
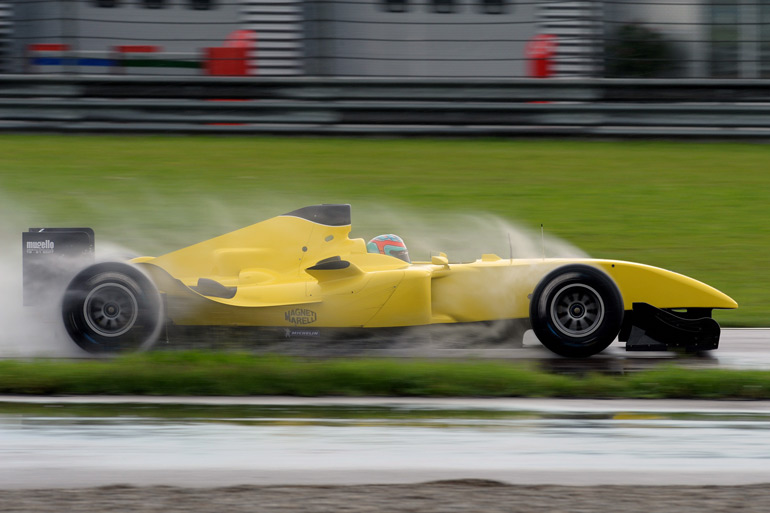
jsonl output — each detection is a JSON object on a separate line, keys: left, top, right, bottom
{"left": 285, "top": 308, "right": 318, "bottom": 325}
{"left": 26, "top": 240, "right": 55, "bottom": 254}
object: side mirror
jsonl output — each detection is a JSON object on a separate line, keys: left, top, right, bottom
{"left": 431, "top": 253, "right": 449, "bottom": 266}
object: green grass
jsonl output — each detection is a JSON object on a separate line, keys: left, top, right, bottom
{"left": 0, "top": 352, "right": 769, "bottom": 399}
{"left": 1, "top": 402, "right": 766, "bottom": 422}
{"left": 1, "top": 135, "right": 768, "bottom": 325}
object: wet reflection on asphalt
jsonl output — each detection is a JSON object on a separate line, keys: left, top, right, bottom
{"left": 1, "top": 404, "right": 769, "bottom": 488}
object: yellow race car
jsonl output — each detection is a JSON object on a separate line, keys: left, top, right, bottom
{"left": 23, "top": 204, "right": 737, "bottom": 357}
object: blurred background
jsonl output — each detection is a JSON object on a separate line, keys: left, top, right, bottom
{"left": 0, "top": 0, "right": 765, "bottom": 79}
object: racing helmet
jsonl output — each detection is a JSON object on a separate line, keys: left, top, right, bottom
{"left": 367, "top": 234, "right": 410, "bottom": 263}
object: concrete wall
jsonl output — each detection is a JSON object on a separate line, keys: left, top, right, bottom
{"left": 7, "top": 1, "right": 770, "bottom": 79}
{"left": 305, "top": 0, "right": 538, "bottom": 77}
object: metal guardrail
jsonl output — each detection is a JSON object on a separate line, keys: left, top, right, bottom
{"left": 3, "top": 75, "right": 770, "bottom": 137}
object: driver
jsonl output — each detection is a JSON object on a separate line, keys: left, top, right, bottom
{"left": 366, "top": 234, "right": 410, "bottom": 263}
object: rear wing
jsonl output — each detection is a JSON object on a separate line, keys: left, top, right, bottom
{"left": 22, "top": 228, "right": 95, "bottom": 306}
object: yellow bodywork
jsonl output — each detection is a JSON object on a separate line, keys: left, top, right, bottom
{"left": 131, "top": 206, "right": 737, "bottom": 329}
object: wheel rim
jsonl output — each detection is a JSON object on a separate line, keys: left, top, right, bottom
{"left": 83, "top": 283, "right": 139, "bottom": 338}
{"left": 550, "top": 284, "right": 605, "bottom": 338}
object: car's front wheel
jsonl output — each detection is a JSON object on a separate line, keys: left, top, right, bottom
{"left": 529, "top": 264, "right": 624, "bottom": 358}
{"left": 62, "top": 262, "right": 163, "bottom": 354}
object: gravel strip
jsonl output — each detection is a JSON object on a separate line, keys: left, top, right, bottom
{"left": 1, "top": 480, "right": 768, "bottom": 513}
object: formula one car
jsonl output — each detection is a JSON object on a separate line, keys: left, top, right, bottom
{"left": 22, "top": 204, "right": 737, "bottom": 357}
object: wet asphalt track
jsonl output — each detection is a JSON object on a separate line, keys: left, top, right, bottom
{"left": 250, "top": 328, "right": 770, "bottom": 372}
{"left": 0, "top": 396, "right": 769, "bottom": 489}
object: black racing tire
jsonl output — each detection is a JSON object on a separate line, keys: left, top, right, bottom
{"left": 61, "top": 262, "right": 163, "bottom": 354}
{"left": 529, "top": 264, "right": 624, "bottom": 358}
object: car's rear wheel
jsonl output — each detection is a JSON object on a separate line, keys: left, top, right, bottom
{"left": 529, "top": 264, "right": 623, "bottom": 357}
{"left": 62, "top": 262, "right": 163, "bottom": 353}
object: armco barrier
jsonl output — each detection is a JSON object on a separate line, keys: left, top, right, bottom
{"left": 3, "top": 75, "right": 770, "bottom": 138}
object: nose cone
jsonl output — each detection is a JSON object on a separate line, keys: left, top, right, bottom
{"left": 715, "top": 291, "right": 739, "bottom": 310}
{"left": 598, "top": 261, "right": 739, "bottom": 311}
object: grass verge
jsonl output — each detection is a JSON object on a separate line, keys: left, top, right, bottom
{"left": 0, "top": 352, "right": 769, "bottom": 400}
